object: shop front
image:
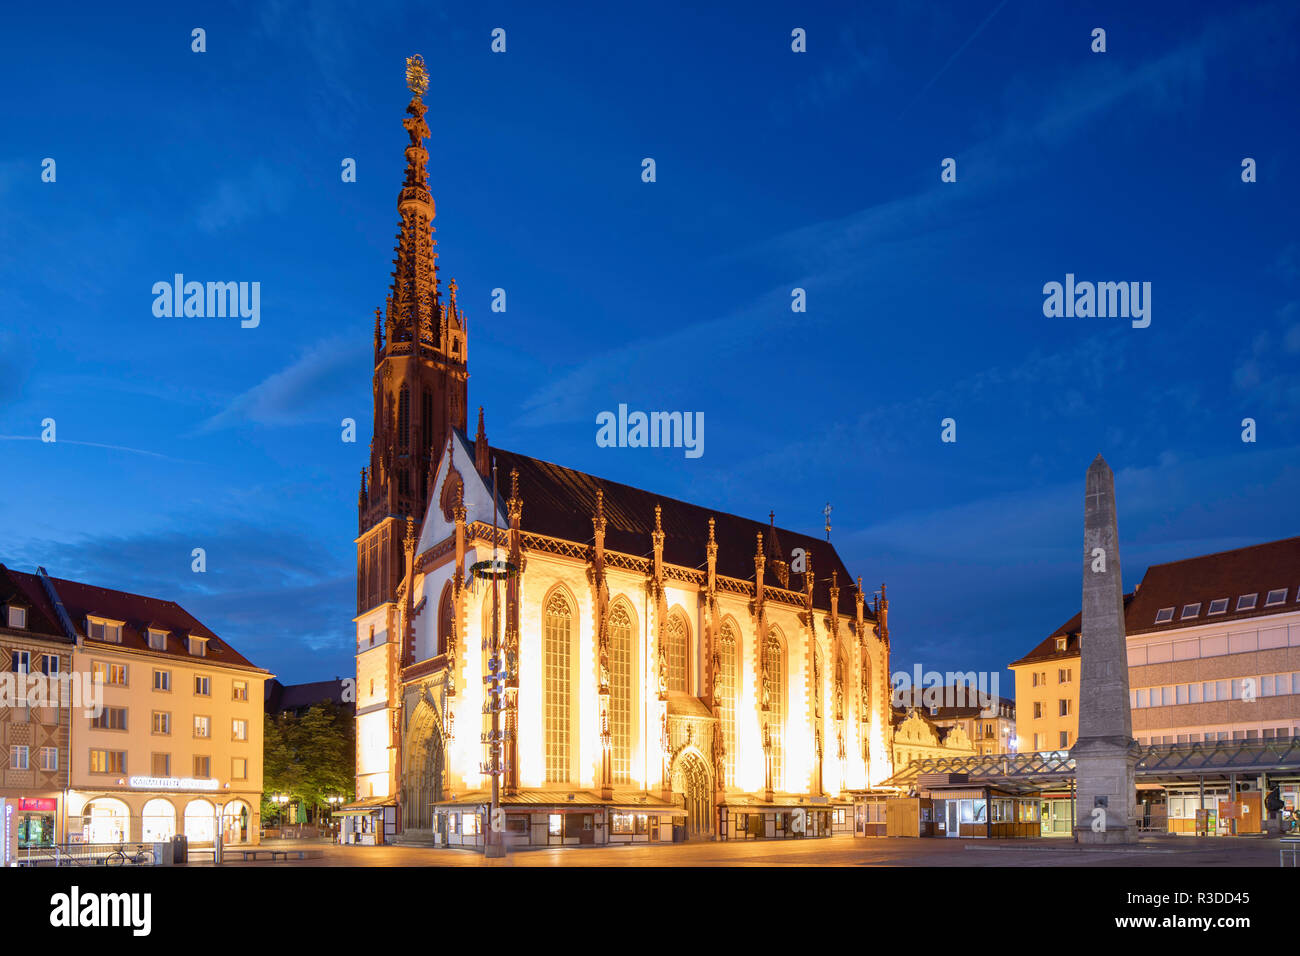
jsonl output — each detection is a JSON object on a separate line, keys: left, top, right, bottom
{"left": 14, "top": 796, "right": 60, "bottom": 849}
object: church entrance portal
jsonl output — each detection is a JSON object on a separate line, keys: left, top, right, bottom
{"left": 671, "top": 750, "right": 713, "bottom": 839}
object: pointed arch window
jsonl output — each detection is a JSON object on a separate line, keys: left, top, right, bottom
{"left": 717, "top": 620, "right": 739, "bottom": 786}
{"left": 544, "top": 591, "right": 573, "bottom": 783}
{"left": 437, "top": 583, "right": 453, "bottom": 657}
{"left": 765, "top": 633, "right": 785, "bottom": 791}
{"left": 666, "top": 612, "right": 689, "bottom": 693}
{"left": 398, "top": 385, "right": 411, "bottom": 452}
{"left": 609, "top": 603, "right": 634, "bottom": 784}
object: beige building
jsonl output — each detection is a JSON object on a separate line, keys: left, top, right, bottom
{"left": 890, "top": 707, "right": 975, "bottom": 769}
{"left": 4, "top": 568, "right": 271, "bottom": 848}
{"left": 925, "top": 692, "right": 1017, "bottom": 756}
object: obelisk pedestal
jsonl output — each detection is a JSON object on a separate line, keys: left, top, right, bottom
{"left": 1071, "top": 456, "right": 1140, "bottom": 844}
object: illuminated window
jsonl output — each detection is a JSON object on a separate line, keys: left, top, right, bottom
{"left": 544, "top": 591, "right": 572, "bottom": 783}
{"left": 609, "top": 602, "right": 633, "bottom": 784}
{"left": 765, "top": 632, "right": 785, "bottom": 791}
{"left": 438, "top": 583, "right": 453, "bottom": 656}
{"left": 666, "top": 612, "right": 689, "bottom": 693}
{"left": 232, "top": 680, "right": 248, "bottom": 701}
{"left": 717, "top": 620, "right": 738, "bottom": 786}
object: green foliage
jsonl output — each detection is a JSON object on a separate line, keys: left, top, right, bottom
{"left": 261, "top": 700, "right": 354, "bottom": 824}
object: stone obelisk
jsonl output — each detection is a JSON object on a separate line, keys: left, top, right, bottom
{"left": 1071, "top": 455, "right": 1140, "bottom": 843}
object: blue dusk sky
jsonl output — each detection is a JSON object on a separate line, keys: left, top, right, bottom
{"left": 1, "top": 1, "right": 1297, "bottom": 691}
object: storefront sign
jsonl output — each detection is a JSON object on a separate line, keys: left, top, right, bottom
{"left": 128, "top": 775, "right": 219, "bottom": 791}
{"left": 18, "top": 798, "right": 57, "bottom": 812}
{"left": 3, "top": 802, "right": 13, "bottom": 867}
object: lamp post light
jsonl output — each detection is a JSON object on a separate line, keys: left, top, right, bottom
{"left": 471, "top": 459, "right": 518, "bottom": 860}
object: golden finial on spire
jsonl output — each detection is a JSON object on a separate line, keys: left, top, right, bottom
{"left": 405, "top": 54, "right": 429, "bottom": 97}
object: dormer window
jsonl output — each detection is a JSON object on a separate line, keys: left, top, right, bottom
{"left": 6, "top": 605, "right": 26, "bottom": 629}
{"left": 1181, "top": 603, "right": 1201, "bottom": 619}
{"left": 1236, "top": 593, "right": 1257, "bottom": 612}
{"left": 1208, "top": 598, "right": 1228, "bottom": 615}
{"left": 1154, "top": 607, "right": 1175, "bottom": 624}
{"left": 87, "top": 618, "right": 124, "bottom": 643}
{"left": 1055, "top": 637, "right": 1066, "bottom": 651}
{"left": 147, "top": 629, "right": 168, "bottom": 651}
{"left": 1265, "top": 588, "right": 1287, "bottom": 607}
{"left": 188, "top": 635, "right": 209, "bottom": 657}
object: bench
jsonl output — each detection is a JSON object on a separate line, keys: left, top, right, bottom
{"left": 1281, "top": 838, "right": 1300, "bottom": 867}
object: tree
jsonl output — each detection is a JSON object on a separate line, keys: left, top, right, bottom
{"left": 261, "top": 702, "right": 354, "bottom": 826}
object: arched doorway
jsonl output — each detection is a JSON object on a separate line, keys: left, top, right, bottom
{"left": 671, "top": 749, "right": 713, "bottom": 838}
{"left": 402, "top": 698, "right": 444, "bottom": 831}
{"left": 85, "top": 797, "right": 130, "bottom": 844}
{"left": 141, "top": 799, "right": 176, "bottom": 842}
{"left": 184, "top": 799, "right": 216, "bottom": 845}
{"left": 222, "top": 800, "right": 251, "bottom": 844}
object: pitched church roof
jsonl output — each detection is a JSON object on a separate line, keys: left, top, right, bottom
{"left": 489, "top": 446, "right": 872, "bottom": 621}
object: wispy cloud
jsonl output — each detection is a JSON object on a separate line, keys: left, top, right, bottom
{"left": 195, "top": 164, "right": 290, "bottom": 233}
{"left": 196, "top": 336, "right": 367, "bottom": 432}
{"left": 0, "top": 435, "right": 199, "bottom": 464}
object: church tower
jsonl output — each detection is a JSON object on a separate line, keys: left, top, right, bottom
{"left": 357, "top": 54, "right": 469, "bottom": 616}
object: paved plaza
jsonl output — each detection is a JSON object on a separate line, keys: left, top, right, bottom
{"left": 212, "top": 834, "right": 1287, "bottom": 867}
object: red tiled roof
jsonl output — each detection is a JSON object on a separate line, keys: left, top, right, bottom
{"left": 1125, "top": 535, "right": 1300, "bottom": 635}
{"left": 0, "top": 564, "right": 70, "bottom": 641}
{"left": 1012, "top": 535, "right": 1300, "bottom": 668}
{"left": 491, "top": 447, "right": 871, "bottom": 619}
{"left": 0, "top": 565, "right": 264, "bottom": 671}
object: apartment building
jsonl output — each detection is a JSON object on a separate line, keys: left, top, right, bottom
{"left": 0, "top": 566, "right": 76, "bottom": 851}
{"left": 3, "top": 566, "right": 271, "bottom": 848}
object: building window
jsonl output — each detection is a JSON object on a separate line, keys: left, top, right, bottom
{"left": 232, "top": 680, "right": 248, "bottom": 701}
{"left": 152, "top": 711, "right": 171, "bottom": 735}
{"left": 91, "top": 706, "right": 128, "bottom": 731}
{"left": 193, "top": 755, "right": 211, "bottom": 777}
{"left": 7, "top": 606, "right": 26, "bottom": 629}
{"left": 40, "top": 747, "right": 57, "bottom": 772}
{"left": 1033, "top": 701, "right": 1043, "bottom": 719}
{"left": 717, "top": 620, "right": 738, "bottom": 786}
{"left": 193, "top": 715, "right": 211, "bottom": 738}
{"left": 1059, "top": 731, "right": 1070, "bottom": 748}
{"left": 1031, "top": 672, "right": 1040, "bottom": 688}
{"left": 188, "top": 636, "right": 207, "bottom": 657}
{"left": 1208, "top": 598, "right": 1228, "bottom": 615}
{"left": 1181, "top": 603, "right": 1201, "bottom": 619}
{"left": 1058, "top": 667, "right": 1072, "bottom": 684}
{"left": 11, "top": 651, "right": 29, "bottom": 674}
{"left": 666, "top": 611, "right": 689, "bottom": 693}
{"left": 437, "top": 583, "right": 453, "bottom": 656}
{"left": 765, "top": 632, "right": 785, "bottom": 791}
{"left": 1236, "top": 593, "right": 1257, "bottom": 611}
{"left": 232, "top": 757, "right": 248, "bottom": 780}
{"left": 194, "top": 675, "right": 210, "bottom": 696}
{"left": 543, "top": 591, "right": 572, "bottom": 783}
{"left": 1058, "top": 698, "right": 1072, "bottom": 717}
{"left": 152, "top": 753, "right": 171, "bottom": 776}
{"left": 88, "top": 620, "right": 123, "bottom": 643}
{"left": 91, "top": 661, "right": 127, "bottom": 686}
{"left": 1265, "top": 588, "right": 1287, "bottom": 607}
{"left": 41, "top": 654, "right": 59, "bottom": 676}
{"left": 148, "top": 630, "right": 167, "bottom": 651}
{"left": 1154, "top": 607, "right": 1175, "bottom": 624}
{"left": 11, "top": 745, "right": 29, "bottom": 770}
{"left": 609, "top": 602, "right": 633, "bottom": 785}
{"left": 232, "top": 719, "right": 248, "bottom": 742}
{"left": 90, "top": 750, "right": 126, "bottom": 774}
{"left": 1055, "top": 637, "right": 1066, "bottom": 651}
{"left": 547, "top": 813, "right": 562, "bottom": 836}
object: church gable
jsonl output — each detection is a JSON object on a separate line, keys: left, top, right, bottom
{"left": 415, "top": 431, "right": 506, "bottom": 556}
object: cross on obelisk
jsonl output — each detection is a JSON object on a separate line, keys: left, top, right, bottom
{"left": 823, "top": 503, "right": 832, "bottom": 542}
{"left": 1072, "top": 455, "right": 1140, "bottom": 843}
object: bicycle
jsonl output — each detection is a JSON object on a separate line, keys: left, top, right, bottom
{"left": 105, "top": 844, "right": 155, "bottom": 866}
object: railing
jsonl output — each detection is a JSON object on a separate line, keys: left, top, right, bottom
{"left": 18, "top": 842, "right": 169, "bottom": 867}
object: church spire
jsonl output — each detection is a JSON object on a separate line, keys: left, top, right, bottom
{"left": 387, "top": 54, "right": 439, "bottom": 348}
